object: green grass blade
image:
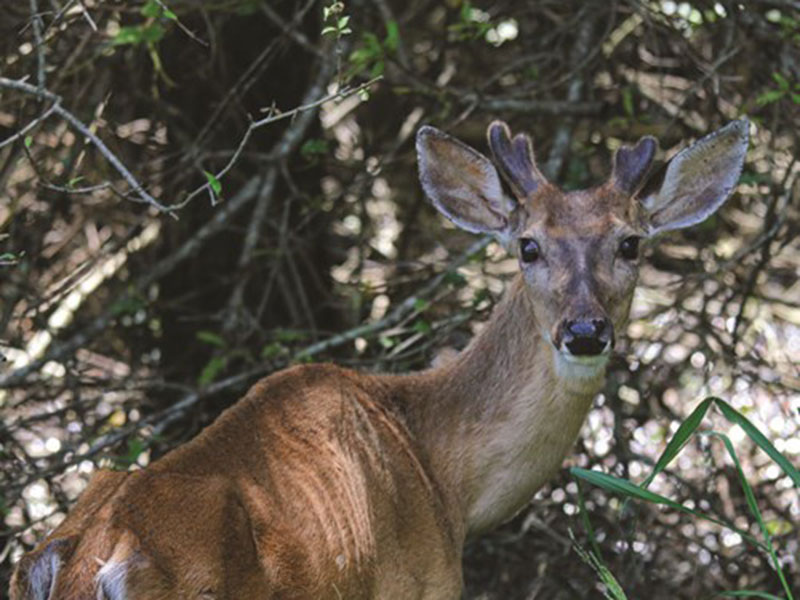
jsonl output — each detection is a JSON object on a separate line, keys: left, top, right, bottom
{"left": 568, "top": 529, "right": 628, "bottom": 600}
{"left": 708, "top": 432, "right": 794, "bottom": 600}
{"left": 574, "top": 476, "right": 604, "bottom": 561}
{"left": 712, "top": 397, "right": 800, "bottom": 488}
{"left": 715, "top": 592, "right": 787, "bottom": 599}
{"left": 642, "top": 397, "right": 714, "bottom": 489}
{"left": 571, "top": 468, "right": 764, "bottom": 550}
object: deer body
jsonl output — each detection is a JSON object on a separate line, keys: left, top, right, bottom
{"left": 11, "top": 120, "right": 748, "bottom": 600}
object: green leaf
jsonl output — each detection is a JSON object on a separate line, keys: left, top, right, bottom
{"left": 338, "top": 16, "right": 350, "bottom": 28}
{"left": 140, "top": 1, "right": 177, "bottom": 22}
{"left": 384, "top": 20, "right": 399, "bottom": 52}
{"left": 712, "top": 397, "right": 800, "bottom": 488}
{"left": 24, "top": 135, "right": 32, "bottom": 148}
{"left": 127, "top": 438, "right": 144, "bottom": 459}
{"left": 571, "top": 468, "right": 761, "bottom": 548}
{"left": 622, "top": 87, "right": 634, "bottom": 117}
{"left": 196, "top": 330, "right": 225, "bottom": 347}
{"left": 275, "top": 329, "right": 307, "bottom": 343}
{"left": 321, "top": 26, "right": 338, "bottom": 36}
{"left": 756, "top": 89, "right": 785, "bottom": 106}
{"left": 370, "top": 60, "right": 385, "bottom": 78}
{"left": 141, "top": 0, "right": 161, "bottom": 18}
{"left": 708, "top": 429, "right": 793, "bottom": 600}
{"left": 204, "top": 170, "right": 222, "bottom": 195}
{"left": 113, "top": 26, "right": 144, "bottom": 46}
{"left": 444, "top": 271, "right": 467, "bottom": 288}
{"left": 772, "top": 71, "right": 790, "bottom": 89}
{"left": 113, "top": 23, "right": 165, "bottom": 46}
{"left": 412, "top": 319, "right": 432, "bottom": 334}
{"left": 300, "top": 138, "right": 329, "bottom": 159}
{"left": 140, "top": 23, "right": 166, "bottom": 44}
{"left": 574, "top": 477, "right": 604, "bottom": 561}
{"left": 413, "top": 298, "right": 430, "bottom": 312}
{"left": 715, "top": 592, "right": 786, "bottom": 599}
{"left": 573, "top": 469, "right": 683, "bottom": 507}
{"left": 110, "top": 294, "right": 145, "bottom": 316}
{"left": 641, "top": 398, "right": 713, "bottom": 489}
{"left": 261, "top": 342, "right": 286, "bottom": 359}
{"left": 471, "top": 287, "right": 491, "bottom": 307}
{"left": 738, "top": 171, "right": 773, "bottom": 185}
{"left": 569, "top": 529, "right": 627, "bottom": 599}
{"left": 198, "top": 356, "right": 226, "bottom": 386}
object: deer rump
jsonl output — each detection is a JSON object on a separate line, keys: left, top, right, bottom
{"left": 11, "top": 364, "right": 463, "bottom": 600}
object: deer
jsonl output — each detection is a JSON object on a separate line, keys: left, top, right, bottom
{"left": 10, "top": 119, "right": 748, "bottom": 600}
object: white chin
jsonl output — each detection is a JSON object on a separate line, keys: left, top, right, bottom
{"left": 553, "top": 349, "right": 609, "bottom": 381}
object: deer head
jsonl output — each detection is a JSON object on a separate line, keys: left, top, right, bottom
{"left": 417, "top": 120, "right": 748, "bottom": 380}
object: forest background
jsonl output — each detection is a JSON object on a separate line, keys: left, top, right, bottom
{"left": 1, "top": 1, "right": 799, "bottom": 598}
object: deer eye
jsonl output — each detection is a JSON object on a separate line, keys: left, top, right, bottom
{"left": 619, "top": 236, "right": 641, "bottom": 260}
{"left": 519, "top": 238, "right": 540, "bottom": 263}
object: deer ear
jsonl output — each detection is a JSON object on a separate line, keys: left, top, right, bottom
{"left": 416, "top": 125, "right": 515, "bottom": 235}
{"left": 642, "top": 120, "right": 749, "bottom": 236}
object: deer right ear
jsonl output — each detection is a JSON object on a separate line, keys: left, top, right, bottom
{"left": 641, "top": 120, "right": 749, "bottom": 236}
{"left": 416, "top": 126, "right": 515, "bottom": 235}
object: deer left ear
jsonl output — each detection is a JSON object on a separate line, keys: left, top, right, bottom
{"left": 416, "top": 125, "right": 516, "bottom": 236}
{"left": 642, "top": 119, "right": 749, "bottom": 236}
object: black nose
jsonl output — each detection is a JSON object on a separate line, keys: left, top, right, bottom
{"left": 563, "top": 318, "right": 612, "bottom": 356}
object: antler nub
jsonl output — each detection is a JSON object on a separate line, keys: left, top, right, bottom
{"left": 487, "top": 121, "right": 546, "bottom": 198}
{"left": 611, "top": 136, "right": 657, "bottom": 195}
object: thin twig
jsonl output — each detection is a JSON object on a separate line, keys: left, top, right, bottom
{"left": 174, "top": 75, "right": 382, "bottom": 211}
{"left": 0, "top": 77, "right": 174, "bottom": 216}
{"left": 542, "top": 11, "right": 598, "bottom": 180}
{"left": 154, "top": 0, "right": 208, "bottom": 47}
{"left": 0, "top": 56, "right": 339, "bottom": 390}
{"left": 260, "top": 3, "right": 323, "bottom": 57}
{"left": 296, "top": 236, "right": 492, "bottom": 360}
{"left": 222, "top": 169, "right": 279, "bottom": 335}
{"left": 0, "top": 102, "right": 57, "bottom": 150}
{"left": 29, "top": 0, "right": 46, "bottom": 91}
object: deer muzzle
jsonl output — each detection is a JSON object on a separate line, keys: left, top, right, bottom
{"left": 556, "top": 317, "right": 614, "bottom": 358}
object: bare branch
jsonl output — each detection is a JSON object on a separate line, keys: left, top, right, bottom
{"left": 175, "top": 75, "right": 382, "bottom": 211}
{"left": 0, "top": 77, "right": 174, "bottom": 216}
{"left": 0, "top": 55, "right": 341, "bottom": 389}
{"left": 153, "top": 0, "right": 208, "bottom": 47}
{"left": 0, "top": 102, "right": 57, "bottom": 150}
{"left": 28, "top": 0, "right": 46, "bottom": 91}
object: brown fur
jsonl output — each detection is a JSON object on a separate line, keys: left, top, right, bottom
{"left": 11, "top": 120, "right": 748, "bottom": 600}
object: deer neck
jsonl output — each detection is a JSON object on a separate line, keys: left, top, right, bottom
{"left": 404, "top": 275, "right": 606, "bottom": 537}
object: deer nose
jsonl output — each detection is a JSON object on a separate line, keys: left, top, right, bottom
{"left": 562, "top": 318, "right": 612, "bottom": 357}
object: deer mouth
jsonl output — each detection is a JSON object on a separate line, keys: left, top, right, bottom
{"left": 552, "top": 317, "right": 614, "bottom": 356}
{"left": 547, "top": 320, "right": 614, "bottom": 380}
{"left": 560, "top": 347, "right": 611, "bottom": 364}
{"left": 552, "top": 346, "right": 610, "bottom": 381}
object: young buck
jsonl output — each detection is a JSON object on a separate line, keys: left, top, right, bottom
{"left": 11, "top": 120, "right": 748, "bottom": 600}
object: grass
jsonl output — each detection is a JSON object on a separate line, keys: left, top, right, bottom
{"left": 571, "top": 397, "right": 799, "bottom": 599}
